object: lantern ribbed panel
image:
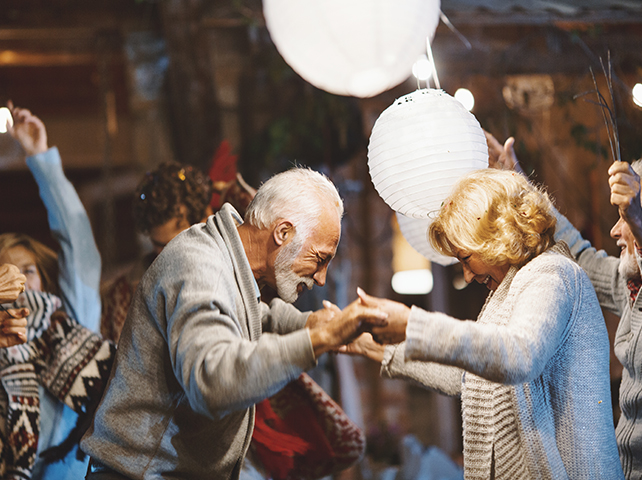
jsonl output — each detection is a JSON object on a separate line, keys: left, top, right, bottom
{"left": 396, "top": 212, "right": 458, "bottom": 266}
{"left": 368, "top": 89, "right": 489, "bottom": 219}
{"left": 263, "top": 0, "right": 441, "bottom": 98}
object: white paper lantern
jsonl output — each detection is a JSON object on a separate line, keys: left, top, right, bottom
{"left": 396, "top": 212, "right": 458, "bottom": 266}
{"left": 263, "top": 0, "right": 441, "bottom": 98}
{"left": 368, "top": 88, "right": 489, "bottom": 218}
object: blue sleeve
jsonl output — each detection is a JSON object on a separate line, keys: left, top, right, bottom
{"left": 26, "top": 147, "right": 101, "bottom": 332}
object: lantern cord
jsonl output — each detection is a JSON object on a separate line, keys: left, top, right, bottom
{"left": 426, "top": 37, "right": 440, "bottom": 90}
{"left": 440, "top": 12, "right": 472, "bottom": 50}
{"left": 573, "top": 52, "right": 621, "bottom": 163}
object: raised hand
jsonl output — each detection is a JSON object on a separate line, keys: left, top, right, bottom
{"left": 7, "top": 101, "right": 49, "bottom": 156}
{"left": 485, "top": 130, "right": 522, "bottom": 174}
{"left": 609, "top": 160, "right": 642, "bottom": 248}
{"left": 0, "top": 307, "right": 29, "bottom": 348}
{"left": 0, "top": 264, "right": 27, "bottom": 303}
{"left": 308, "top": 296, "right": 388, "bottom": 358}
{"left": 357, "top": 287, "right": 410, "bottom": 344}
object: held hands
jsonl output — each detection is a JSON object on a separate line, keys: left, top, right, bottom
{"left": 357, "top": 288, "right": 410, "bottom": 345}
{"left": 338, "top": 333, "right": 385, "bottom": 363}
{"left": 0, "top": 264, "right": 27, "bottom": 304}
{"left": 7, "top": 101, "right": 49, "bottom": 157}
{"left": 0, "top": 307, "right": 29, "bottom": 348}
{"left": 308, "top": 295, "right": 388, "bottom": 358}
{"left": 485, "top": 130, "right": 523, "bottom": 174}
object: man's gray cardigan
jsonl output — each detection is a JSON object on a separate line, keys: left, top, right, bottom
{"left": 381, "top": 243, "right": 623, "bottom": 479}
{"left": 81, "top": 204, "right": 317, "bottom": 479}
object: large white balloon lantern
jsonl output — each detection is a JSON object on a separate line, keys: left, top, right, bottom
{"left": 263, "top": 0, "right": 441, "bottom": 98}
{"left": 368, "top": 88, "right": 489, "bottom": 218}
{"left": 396, "top": 212, "right": 457, "bottom": 266}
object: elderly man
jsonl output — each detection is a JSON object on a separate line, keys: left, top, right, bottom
{"left": 81, "top": 167, "right": 386, "bottom": 480}
{"left": 487, "top": 132, "right": 642, "bottom": 480}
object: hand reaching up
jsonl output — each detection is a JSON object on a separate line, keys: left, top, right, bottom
{"left": 7, "top": 101, "right": 49, "bottom": 157}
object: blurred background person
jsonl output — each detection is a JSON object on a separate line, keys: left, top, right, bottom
{"left": 3, "top": 104, "right": 102, "bottom": 479}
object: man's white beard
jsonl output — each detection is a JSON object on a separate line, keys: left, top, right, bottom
{"left": 274, "top": 235, "right": 314, "bottom": 303}
{"left": 619, "top": 249, "right": 641, "bottom": 281}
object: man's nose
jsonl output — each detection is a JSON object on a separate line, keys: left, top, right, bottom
{"left": 611, "top": 217, "right": 623, "bottom": 239}
{"left": 313, "top": 266, "right": 328, "bottom": 287}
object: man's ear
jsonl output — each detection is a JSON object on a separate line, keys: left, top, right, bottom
{"left": 273, "top": 220, "right": 294, "bottom": 247}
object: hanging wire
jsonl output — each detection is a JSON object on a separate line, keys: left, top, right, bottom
{"left": 426, "top": 37, "right": 440, "bottom": 90}
{"left": 574, "top": 51, "right": 622, "bottom": 163}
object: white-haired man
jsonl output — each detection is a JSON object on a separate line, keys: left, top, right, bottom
{"left": 487, "top": 131, "right": 642, "bottom": 480}
{"left": 81, "top": 168, "right": 387, "bottom": 480}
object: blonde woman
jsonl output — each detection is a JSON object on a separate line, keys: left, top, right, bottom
{"left": 343, "top": 169, "right": 623, "bottom": 479}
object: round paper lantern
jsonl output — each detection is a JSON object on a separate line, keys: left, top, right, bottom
{"left": 263, "top": 0, "right": 441, "bottom": 98}
{"left": 396, "top": 212, "right": 458, "bottom": 266}
{"left": 368, "top": 88, "right": 489, "bottom": 218}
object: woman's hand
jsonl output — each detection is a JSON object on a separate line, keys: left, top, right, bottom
{"left": 0, "top": 264, "right": 27, "bottom": 303}
{"left": 7, "top": 101, "right": 49, "bottom": 157}
{"left": 485, "top": 130, "right": 523, "bottom": 174}
{"left": 357, "top": 287, "right": 410, "bottom": 344}
{"left": 338, "top": 333, "right": 385, "bottom": 363}
{"left": 0, "top": 307, "right": 29, "bottom": 348}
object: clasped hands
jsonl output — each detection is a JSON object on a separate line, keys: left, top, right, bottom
{"left": 0, "top": 263, "right": 29, "bottom": 348}
{"left": 306, "top": 287, "right": 410, "bottom": 360}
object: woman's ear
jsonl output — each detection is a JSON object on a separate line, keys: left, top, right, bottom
{"left": 273, "top": 220, "right": 294, "bottom": 246}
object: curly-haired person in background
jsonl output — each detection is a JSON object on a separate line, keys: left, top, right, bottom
{"left": 100, "top": 162, "right": 214, "bottom": 342}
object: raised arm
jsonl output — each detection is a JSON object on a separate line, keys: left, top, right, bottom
{"left": 8, "top": 105, "right": 101, "bottom": 331}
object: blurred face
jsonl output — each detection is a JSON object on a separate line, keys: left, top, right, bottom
{"left": 611, "top": 215, "right": 640, "bottom": 280}
{"left": 274, "top": 209, "right": 340, "bottom": 303}
{"left": 0, "top": 245, "right": 42, "bottom": 292}
{"left": 148, "top": 215, "right": 191, "bottom": 255}
{"left": 456, "top": 251, "right": 510, "bottom": 291}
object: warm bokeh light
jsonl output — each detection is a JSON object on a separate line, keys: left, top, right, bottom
{"left": 633, "top": 83, "right": 642, "bottom": 108}
{"left": 454, "top": 88, "right": 475, "bottom": 111}
{"left": 0, "top": 107, "right": 13, "bottom": 134}
{"left": 392, "top": 269, "right": 433, "bottom": 295}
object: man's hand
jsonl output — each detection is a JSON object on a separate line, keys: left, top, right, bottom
{"left": 7, "top": 102, "right": 49, "bottom": 157}
{"left": 305, "top": 300, "right": 341, "bottom": 330}
{"left": 338, "top": 333, "right": 385, "bottom": 363}
{"left": 0, "top": 264, "right": 26, "bottom": 304}
{"left": 485, "top": 130, "right": 523, "bottom": 174}
{"left": 308, "top": 297, "right": 388, "bottom": 358}
{"left": 609, "top": 160, "right": 642, "bottom": 247}
{"left": 357, "top": 287, "right": 410, "bottom": 344}
{"left": 0, "top": 307, "right": 29, "bottom": 348}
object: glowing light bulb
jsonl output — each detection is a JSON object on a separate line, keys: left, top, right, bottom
{"left": 391, "top": 269, "right": 433, "bottom": 295}
{"left": 454, "top": 88, "right": 475, "bottom": 111}
{"left": 412, "top": 55, "right": 432, "bottom": 82}
{"left": 0, "top": 107, "right": 13, "bottom": 134}
{"left": 633, "top": 83, "right": 642, "bottom": 108}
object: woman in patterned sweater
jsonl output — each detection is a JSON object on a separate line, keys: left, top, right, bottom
{"left": 343, "top": 169, "right": 623, "bottom": 479}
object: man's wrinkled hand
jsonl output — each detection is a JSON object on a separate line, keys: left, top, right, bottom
{"left": 337, "top": 333, "right": 385, "bottom": 363}
{"left": 308, "top": 296, "right": 387, "bottom": 358}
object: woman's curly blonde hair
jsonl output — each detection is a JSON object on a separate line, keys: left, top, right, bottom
{"left": 428, "top": 169, "right": 556, "bottom": 267}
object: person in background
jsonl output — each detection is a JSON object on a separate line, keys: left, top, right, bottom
{"left": 342, "top": 168, "right": 623, "bottom": 479}
{"left": 82, "top": 167, "right": 387, "bottom": 480}
{"left": 0, "top": 262, "right": 28, "bottom": 347}
{"left": 486, "top": 130, "right": 642, "bottom": 480}
{"left": 3, "top": 104, "right": 102, "bottom": 479}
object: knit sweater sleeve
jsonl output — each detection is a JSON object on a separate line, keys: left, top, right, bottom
{"left": 261, "top": 298, "right": 310, "bottom": 335}
{"left": 554, "top": 206, "right": 625, "bottom": 316}
{"left": 404, "top": 257, "right": 577, "bottom": 385}
{"left": 381, "top": 342, "right": 462, "bottom": 396}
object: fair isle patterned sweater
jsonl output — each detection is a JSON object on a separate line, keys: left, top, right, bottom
{"left": 382, "top": 243, "right": 624, "bottom": 480}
